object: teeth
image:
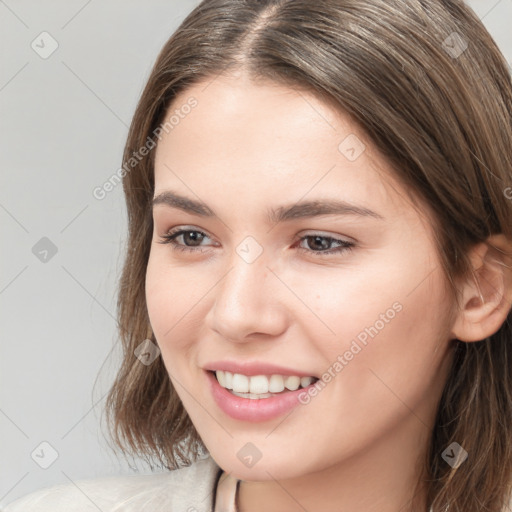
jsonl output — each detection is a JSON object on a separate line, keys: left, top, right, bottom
{"left": 269, "top": 375, "right": 285, "bottom": 393}
{"left": 301, "top": 376, "right": 314, "bottom": 388}
{"left": 232, "top": 373, "right": 249, "bottom": 393}
{"left": 232, "top": 391, "right": 273, "bottom": 399}
{"left": 284, "top": 376, "right": 300, "bottom": 391}
{"left": 249, "top": 375, "right": 269, "bottom": 394}
{"left": 215, "top": 371, "right": 316, "bottom": 395}
{"left": 216, "top": 370, "right": 226, "bottom": 387}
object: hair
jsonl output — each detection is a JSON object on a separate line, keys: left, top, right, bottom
{"left": 105, "top": 0, "right": 512, "bottom": 510}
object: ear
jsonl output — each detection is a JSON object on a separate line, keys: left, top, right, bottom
{"left": 450, "top": 234, "right": 512, "bottom": 342}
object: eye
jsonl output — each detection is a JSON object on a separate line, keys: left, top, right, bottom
{"left": 157, "top": 228, "right": 355, "bottom": 257}
{"left": 294, "top": 234, "right": 355, "bottom": 257}
{"left": 157, "top": 227, "right": 214, "bottom": 253}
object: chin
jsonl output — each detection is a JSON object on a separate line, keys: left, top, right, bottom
{"left": 205, "top": 444, "right": 309, "bottom": 482}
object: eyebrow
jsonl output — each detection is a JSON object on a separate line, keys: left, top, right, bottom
{"left": 152, "top": 190, "right": 385, "bottom": 223}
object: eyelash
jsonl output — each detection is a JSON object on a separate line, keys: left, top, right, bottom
{"left": 157, "top": 228, "right": 355, "bottom": 257}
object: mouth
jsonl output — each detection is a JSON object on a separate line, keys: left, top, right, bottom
{"left": 209, "top": 370, "right": 319, "bottom": 400}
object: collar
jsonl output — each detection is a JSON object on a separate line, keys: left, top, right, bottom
{"left": 213, "top": 470, "right": 240, "bottom": 512}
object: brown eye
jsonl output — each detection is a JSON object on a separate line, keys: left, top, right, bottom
{"left": 158, "top": 228, "right": 213, "bottom": 253}
{"left": 296, "top": 234, "right": 355, "bottom": 257}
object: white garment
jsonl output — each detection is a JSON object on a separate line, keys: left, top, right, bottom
{"left": 3, "top": 456, "right": 238, "bottom": 512}
{"left": 5, "top": 457, "right": 511, "bottom": 511}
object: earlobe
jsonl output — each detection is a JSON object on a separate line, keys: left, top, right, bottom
{"left": 450, "top": 234, "right": 512, "bottom": 343}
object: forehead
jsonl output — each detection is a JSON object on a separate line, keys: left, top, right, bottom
{"left": 153, "top": 73, "right": 426, "bottom": 227}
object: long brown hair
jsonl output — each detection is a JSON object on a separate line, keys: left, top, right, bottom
{"left": 105, "top": 1, "right": 512, "bottom": 510}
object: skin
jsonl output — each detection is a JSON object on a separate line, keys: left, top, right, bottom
{"left": 145, "top": 71, "right": 487, "bottom": 511}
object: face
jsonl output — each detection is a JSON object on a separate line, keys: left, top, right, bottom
{"left": 146, "top": 72, "right": 456, "bottom": 481}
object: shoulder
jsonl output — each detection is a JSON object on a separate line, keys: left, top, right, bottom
{"left": 3, "top": 456, "right": 221, "bottom": 512}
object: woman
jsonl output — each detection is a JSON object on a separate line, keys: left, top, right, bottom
{"left": 6, "top": 0, "right": 512, "bottom": 510}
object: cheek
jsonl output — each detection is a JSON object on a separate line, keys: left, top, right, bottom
{"left": 293, "top": 248, "right": 436, "bottom": 356}
{"left": 300, "top": 248, "right": 451, "bottom": 411}
{"left": 318, "top": 270, "right": 451, "bottom": 428}
{"left": 145, "top": 252, "right": 205, "bottom": 367}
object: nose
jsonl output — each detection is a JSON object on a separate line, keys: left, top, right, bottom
{"left": 205, "top": 250, "right": 288, "bottom": 343}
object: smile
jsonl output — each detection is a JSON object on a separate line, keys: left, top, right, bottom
{"left": 215, "top": 370, "right": 318, "bottom": 399}
{"left": 206, "top": 369, "right": 320, "bottom": 422}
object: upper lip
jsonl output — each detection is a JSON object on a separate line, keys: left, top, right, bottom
{"left": 203, "top": 360, "right": 317, "bottom": 377}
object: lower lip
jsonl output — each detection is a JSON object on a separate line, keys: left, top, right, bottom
{"left": 206, "top": 370, "right": 314, "bottom": 422}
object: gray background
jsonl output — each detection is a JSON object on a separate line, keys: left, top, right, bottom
{"left": 1, "top": 0, "right": 511, "bottom": 506}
